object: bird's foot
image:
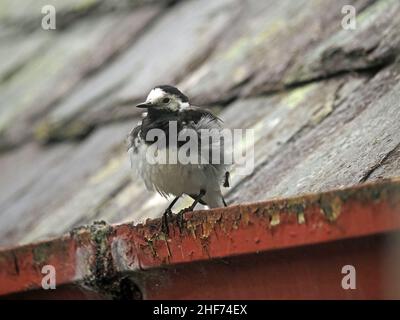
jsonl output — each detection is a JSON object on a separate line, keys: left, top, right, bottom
{"left": 175, "top": 189, "right": 205, "bottom": 231}
{"left": 161, "top": 208, "right": 173, "bottom": 235}
{"left": 176, "top": 206, "right": 193, "bottom": 232}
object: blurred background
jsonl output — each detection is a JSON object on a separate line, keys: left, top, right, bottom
{"left": 0, "top": 0, "right": 399, "bottom": 249}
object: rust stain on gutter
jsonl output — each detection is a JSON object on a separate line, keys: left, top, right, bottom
{"left": 0, "top": 178, "right": 400, "bottom": 299}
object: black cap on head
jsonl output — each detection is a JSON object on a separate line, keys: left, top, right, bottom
{"left": 155, "top": 85, "right": 189, "bottom": 103}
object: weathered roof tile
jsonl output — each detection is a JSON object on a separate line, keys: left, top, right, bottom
{"left": 0, "top": 6, "right": 161, "bottom": 149}
{"left": 36, "top": 0, "right": 240, "bottom": 143}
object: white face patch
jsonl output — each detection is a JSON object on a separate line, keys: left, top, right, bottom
{"left": 145, "top": 87, "right": 186, "bottom": 111}
{"left": 146, "top": 88, "right": 166, "bottom": 104}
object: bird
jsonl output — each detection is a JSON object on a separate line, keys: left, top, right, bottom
{"left": 127, "top": 85, "right": 230, "bottom": 232}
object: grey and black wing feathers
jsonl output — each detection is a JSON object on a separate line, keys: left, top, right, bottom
{"left": 181, "top": 106, "right": 222, "bottom": 124}
{"left": 181, "top": 106, "right": 230, "bottom": 190}
{"left": 127, "top": 125, "right": 141, "bottom": 153}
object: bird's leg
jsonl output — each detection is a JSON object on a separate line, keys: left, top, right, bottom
{"left": 177, "top": 189, "right": 206, "bottom": 230}
{"left": 222, "top": 196, "right": 228, "bottom": 207}
{"left": 188, "top": 189, "right": 206, "bottom": 211}
{"left": 161, "top": 195, "right": 181, "bottom": 235}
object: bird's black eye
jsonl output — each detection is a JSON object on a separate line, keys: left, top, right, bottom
{"left": 162, "top": 97, "right": 170, "bottom": 104}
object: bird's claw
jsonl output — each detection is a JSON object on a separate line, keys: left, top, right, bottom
{"left": 176, "top": 206, "right": 194, "bottom": 232}
{"left": 161, "top": 208, "right": 172, "bottom": 235}
{"left": 177, "top": 210, "right": 185, "bottom": 231}
{"left": 161, "top": 205, "right": 194, "bottom": 235}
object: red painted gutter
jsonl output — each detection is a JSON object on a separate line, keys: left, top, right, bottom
{"left": 1, "top": 178, "right": 400, "bottom": 299}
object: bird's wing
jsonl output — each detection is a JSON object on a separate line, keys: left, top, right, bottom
{"left": 180, "top": 106, "right": 222, "bottom": 124}
{"left": 181, "top": 106, "right": 231, "bottom": 189}
{"left": 127, "top": 125, "right": 141, "bottom": 152}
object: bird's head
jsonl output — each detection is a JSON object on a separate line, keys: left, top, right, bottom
{"left": 136, "top": 85, "right": 189, "bottom": 112}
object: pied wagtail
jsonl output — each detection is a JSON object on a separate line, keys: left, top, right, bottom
{"left": 128, "top": 85, "right": 230, "bottom": 232}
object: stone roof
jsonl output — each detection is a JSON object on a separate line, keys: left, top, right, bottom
{"left": 0, "top": 0, "right": 399, "bottom": 247}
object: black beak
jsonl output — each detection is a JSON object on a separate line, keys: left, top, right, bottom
{"left": 135, "top": 102, "right": 153, "bottom": 108}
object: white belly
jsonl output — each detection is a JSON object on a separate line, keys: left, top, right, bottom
{"left": 129, "top": 143, "right": 222, "bottom": 197}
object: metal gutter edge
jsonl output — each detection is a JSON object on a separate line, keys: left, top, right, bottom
{"left": 1, "top": 178, "right": 400, "bottom": 299}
